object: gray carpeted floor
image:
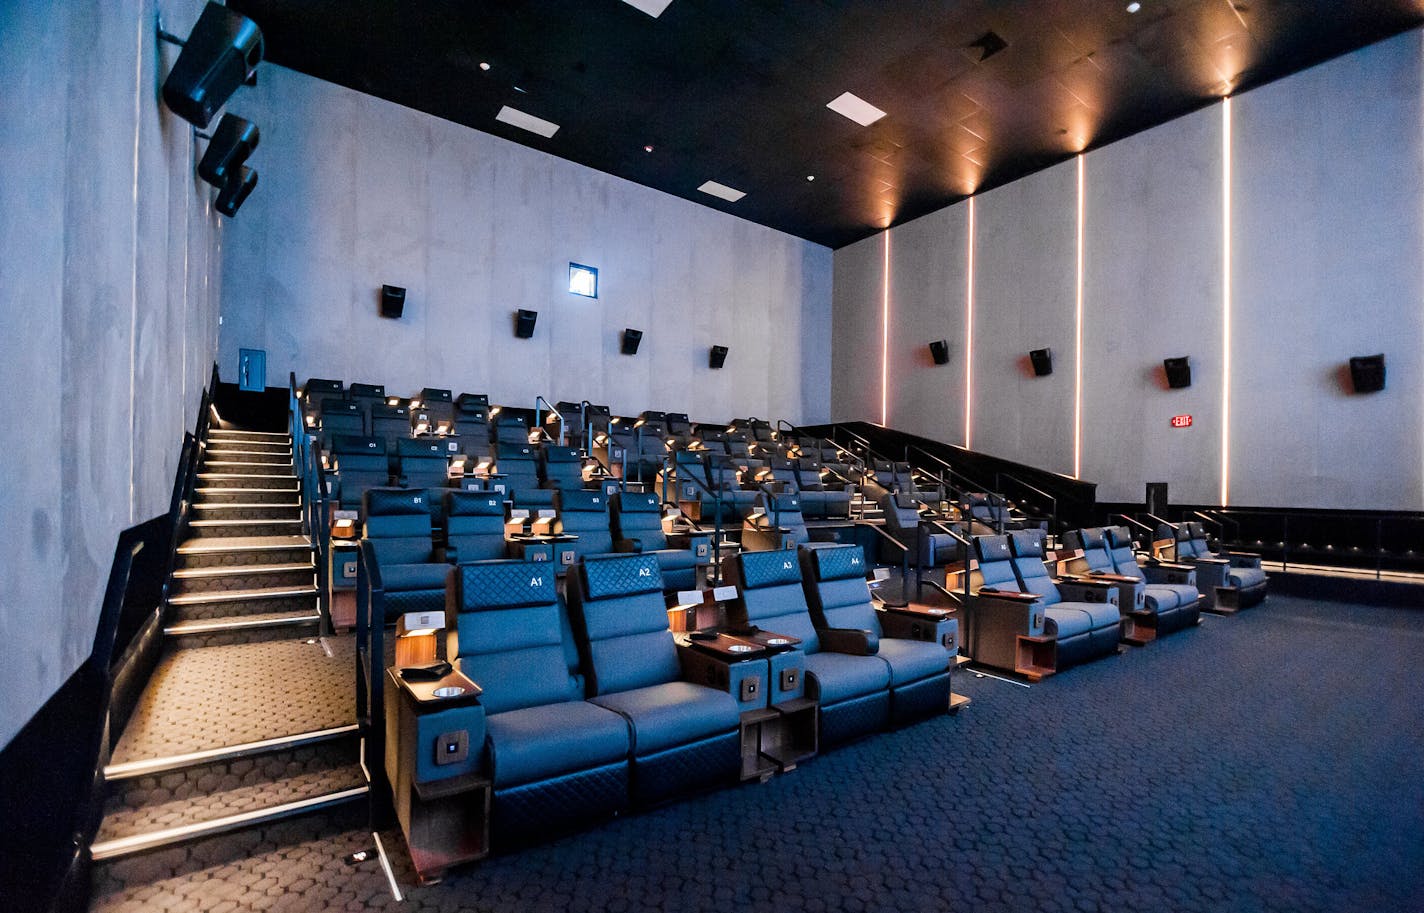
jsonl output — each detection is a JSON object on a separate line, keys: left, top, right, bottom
{"left": 90, "top": 595, "right": 1424, "bottom": 913}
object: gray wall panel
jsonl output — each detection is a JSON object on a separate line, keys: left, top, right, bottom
{"left": 973, "top": 162, "right": 1077, "bottom": 476}
{"left": 219, "top": 65, "right": 830, "bottom": 425}
{"left": 1081, "top": 107, "right": 1223, "bottom": 505}
{"left": 830, "top": 232, "right": 887, "bottom": 423}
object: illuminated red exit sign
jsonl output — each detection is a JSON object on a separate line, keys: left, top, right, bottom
{"left": 1170, "top": 414, "right": 1193, "bottom": 428}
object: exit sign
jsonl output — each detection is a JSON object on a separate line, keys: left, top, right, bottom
{"left": 1170, "top": 414, "right": 1193, "bottom": 428}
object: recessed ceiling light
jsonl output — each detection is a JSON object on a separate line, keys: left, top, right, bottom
{"left": 495, "top": 105, "right": 560, "bottom": 138}
{"left": 479, "top": 62, "right": 491, "bottom": 71}
{"left": 697, "top": 180, "right": 745, "bottom": 203}
{"left": 644, "top": 144, "right": 654, "bottom": 152}
{"left": 1126, "top": 1, "right": 1141, "bottom": 11}
{"left": 806, "top": 175, "right": 815, "bottom": 182}
{"left": 512, "top": 85, "right": 528, "bottom": 94}
{"left": 619, "top": 0, "right": 674, "bottom": 17}
{"left": 826, "top": 91, "right": 887, "bottom": 127}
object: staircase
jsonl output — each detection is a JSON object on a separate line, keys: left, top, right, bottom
{"left": 89, "top": 427, "right": 364, "bottom": 866}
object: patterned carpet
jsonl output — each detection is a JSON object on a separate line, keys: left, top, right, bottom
{"left": 90, "top": 595, "right": 1424, "bottom": 912}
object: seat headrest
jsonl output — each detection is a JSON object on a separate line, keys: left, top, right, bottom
{"left": 419, "top": 387, "right": 453, "bottom": 403}
{"left": 559, "top": 489, "right": 608, "bottom": 513}
{"left": 966, "top": 492, "right": 989, "bottom": 507}
{"left": 303, "top": 378, "right": 343, "bottom": 396}
{"left": 805, "top": 544, "right": 868, "bottom": 582}
{"left": 369, "top": 403, "right": 408, "bottom": 420}
{"left": 365, "top": 487, "right": 431, "bottom": 516}
{"left": 454, "top": 402, "right": 487, "bottom": 420}
{"left": 445, "top": 489, "right": 504, "bottom": 516}
{"left": 397, "top": 438, "right": 446, "bottom": 457}
{"left": 458, "top": 560, "right": 555, "bottom": 611}
{"left": 1188, "top": 521, "right": 1207, "bottom": 538}
{"left": 760, "top": 492, "right": 802, "bottom": 514}
{"left": 321, "top": 400, "right": 360, "bottom": 417}
{"left": 544, "top": 446, "right": 580, "bottom": 463}
{"left": 974, "top": 535, "right": 1012, "bottom": 563}
{"left": 1104, "top": 526, "right": 1134, "bottom": 548}
{"left": 579, "top": 553, "right": 663, "bottom": 599}
{"left": 347, "top": 382, "right": 384, "bottom": 398}
{"left": 737, "top": 550, "right": 803, "bottom": 589}
{"left": 331, "top": 435, "right": 385, "bottom": 455}
{"left": 615, "top": 492, "right": 660, "bottom": 514}
{"left": 1175, "top": 524, "right": 1192, "bottom": 541}
{"left": 1078, "top": 527, "right": 1105, "bottom": 549}
{"left": 1010, "top": 529, "right": 1046, "bottom": 559}
{"left": 457, "top": 392, "right": 489, "bottom": 409}
{"left": 496, "top": 443, "right": 536, "bottom": 460}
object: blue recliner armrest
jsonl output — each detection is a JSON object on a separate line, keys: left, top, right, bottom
{"left": 675, "top": 646, "right": 769, "bottom": 713}
{"left": 818, "top": 627, "right": 878, "bottom": 655}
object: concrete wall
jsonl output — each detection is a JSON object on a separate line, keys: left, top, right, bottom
{"left": 0, "top": 1, "right": 224, "bottom": 748}
{"left": 831, "top": 29, "right": 1424, "bottom": 511}
{"left": 219, "top": 65, "right": 832, "bottom": 425}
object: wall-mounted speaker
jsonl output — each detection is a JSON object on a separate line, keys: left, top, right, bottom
{"left": 1163, "top": 357, "right": 1192, "bottom": 389}
{"left": 621, "top": 328, "right": 643, "bottom": 356}
{"left": 161, "top": 2, "right": 264, "bottom": 128}
{"left": 378, "top": 285, "right": 406, "bottom": 319}
{"left": 929, "top": 340, "right": 950, "bottom": 365}
{"left": 1349, "top": 354, "right": 1386, "bottom": 393}
{"left": 214, "top": 166, "right": 256, "bottom": 217}
{"left": 515, "top": 309, "right": 538, "bottom": 339}
{"left": 1029, "top": 348, "right": 1053, "bottom": 377}
{"left": 709, "top": 345, "right": 729, "bottom": 369}
{"left": 198, "top": 114, "right": 259, "bottom": 187}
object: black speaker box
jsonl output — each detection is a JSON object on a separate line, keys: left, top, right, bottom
{"left": 1349, "top": 354, "right": 1385, "bottom": 393}
{"left": 929, "top": 340, "right": 949, "bottom": 365}
{"left": 709, "top": 345, "right": 729, "bottom": 369}
{"left": 515, "top": 309, "right": 538, "bottom": 339}
{"left": 621, "top": 329, "right": 643, "bottom": 356}
{"left": 214, "top": 166, "right": 256, "bottom": 217}
{"left": 379, "top": 285, "right": 405, "bottom": 319}
{"left": 198, "top": 114, "right": 259, "bottom": 187}
{"left": 1029, "top": 348, "right": 1053, "bottom": 376}
{"left": 1163, "top": 357, "right": 1192, "bottom": 389}
{"left": 162, "top": 2, "right": 264, "bottom": 128}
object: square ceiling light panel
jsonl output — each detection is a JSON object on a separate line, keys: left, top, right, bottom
{"left": 620, "top": 0, "right": 674, "bottom": 16}
{"left": 697, "top": 181, "right": 746, "bottom": 202}
{"left": 827, "top": 91, "right": 887, "bottom": 126}
{"left": 495, "top": 105, "right": 560, "bottom": 138}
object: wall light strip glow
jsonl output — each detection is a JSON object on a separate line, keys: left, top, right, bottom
{"left": 881, "top": 230, "right": 890, "bottom": 426}
{"left": 1220, "top": 97, "right": 1233, "bottom": 506}
{"left": 1073, "top": 153, "right": 1085, "bottom": 480}
{"left": 965, "top": 198, "right": 976, "bottom": 449}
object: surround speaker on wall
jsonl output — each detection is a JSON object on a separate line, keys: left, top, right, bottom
{"left": 928, "top": 340, "right": 950, "bottom": 365}
{"left": 198, "top": 114, "right": 259, "bottom": 187}
{"left": 379, "top": 285, "right": 406, "bottom": 319}
{"left": 161, "top": 2, "right": 264, "bottom": 128}
{"left": 514, "top": 309, "right": 538, "bottom": 339}
{"left": 1348, "top": 354, "right": 1386, "bottom": 393}
{"left": 214, "top": 166, "right": 256, "bottom": 217}
{"left": 1163, "top": 357, "right": 1192, "bottom": 389}
{"left": 621, "top": 329, "right": 643, "bottom": 356}
{"left": 1029, "top": 348, "right": 1053, "bottom": 377}
{"left": 709, "top": 345, "right": 729, "bottom": 369}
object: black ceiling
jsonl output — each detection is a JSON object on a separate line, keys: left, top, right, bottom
{"left": 228, "top": 0, "right": 1423, "bottom": 249}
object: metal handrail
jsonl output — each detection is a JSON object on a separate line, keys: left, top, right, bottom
{"left": 995, "top": 471, "right": 1058, "bottom": 533}
{"left": 660, "top": 451, "right": 730, "bottom": 583}
{"left": 534, "top": 396, "right": 565, "bottom": 446}
{"left": 290, "top": 372, "right": 332, "bottom": 633}
{"left": 355, "top": 537, "right": 390, "bottom": 827}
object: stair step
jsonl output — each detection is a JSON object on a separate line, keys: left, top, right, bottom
{"left": 194, "top": 486, "right": 302, "bottom": 504}
{"left": 169, "top": 585, "right": 318, "bottom": 607}
{"left": 205, "top": 437, "right": 291, "bottom": 452}
{"left": 187, "top": 518, "right": 304, "bottom": 538}
{"left": 173, "top": 562, "right": 314, "bottom": 579}
{"left": 170, "top": 562, "right": 314, "bottom": 596}
{"left": 196, "top": 473, "right": 301, "bottom": 491}
{"left": 175, "top": 536, "right": 312, "bottom": 570}
{"left": 166, "top": 611, "right": 322, "bottom": 636}
{"left": 106, "top": 723, "right": 360, "bottom": 782}
{"left": 191, "top": 502, "right": 302, "bottom": 521}
{"left": 204, "top": 450, "right": 293, "bottom": 465}
{"left": 208, "top": 430, "right": 290, "bottom": 442}
{"left": 201, "top": 460, "right": 295, "bottom": 475}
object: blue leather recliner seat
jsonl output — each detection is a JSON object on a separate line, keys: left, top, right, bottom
{"left": 362, "top": 487, "right": 449, "bottom": 620}
{"left": 442, "top": 489, "right": 509, "bottom": 563}
{"left": 565, "top": 553, "right": 744, "bottom": 805}
{"left": 609, "top": 491, "right": 708, "bottom": 591}
{"left": 1099, "top": 526, "right": 1201, "bottom": 635}
{"left": 798, "top": 544, "right": 954, "bottom": 727}
{"left": 447, "top": 560, "right": 631, "bottom": 846}
{"left": 329, "top": 435, "right": 390, "bottom": 513}
{"left": 1008, "top": 530, "right": 1122, "bottom": 668}
{"left": 1166, "top": 521, "right": 1268, "bottom": 610}
{"left": 726, "top": 549, "right": 892, "bottom": 747}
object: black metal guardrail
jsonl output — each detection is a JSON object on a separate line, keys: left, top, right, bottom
{"left": 289, "top": 373, "right": 332, "bottom": 633}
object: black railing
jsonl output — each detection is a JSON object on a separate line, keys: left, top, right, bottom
{"left": 290, "top": 372, "right": 332, "bottom": 633}
{"left": 354, "top": 537, "right": 392, "bottom": 826}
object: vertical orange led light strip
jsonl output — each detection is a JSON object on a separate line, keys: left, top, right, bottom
{"left": 1220, "top": 97, "right": 1233, "bottom": 506}
{"left": 881, "top": 230, "right": 890, "bottom": 426}
{"left": 964, "top": 198, "right": 976, "bottom": 449}
{"left": 1073, "top": 153, "right": 1085, "bottom": 480}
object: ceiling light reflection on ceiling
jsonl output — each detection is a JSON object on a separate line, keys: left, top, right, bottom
{"left": 620, "top": 0, "right": 674, "bottom": 17}
{"left": 495, "top": 105, "right": 560, "bottom": 138}
{"left": 1126, "top": 2, "right": 1141, "bottom": 11}
{"left": 827, "top": 92, "right": 887, "bottom": 126}
{"left": 479, "top": 62, "right": 491, "bottom": 71}
{"left": 697, "top": 180, "right": 746, "bottom": 202}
